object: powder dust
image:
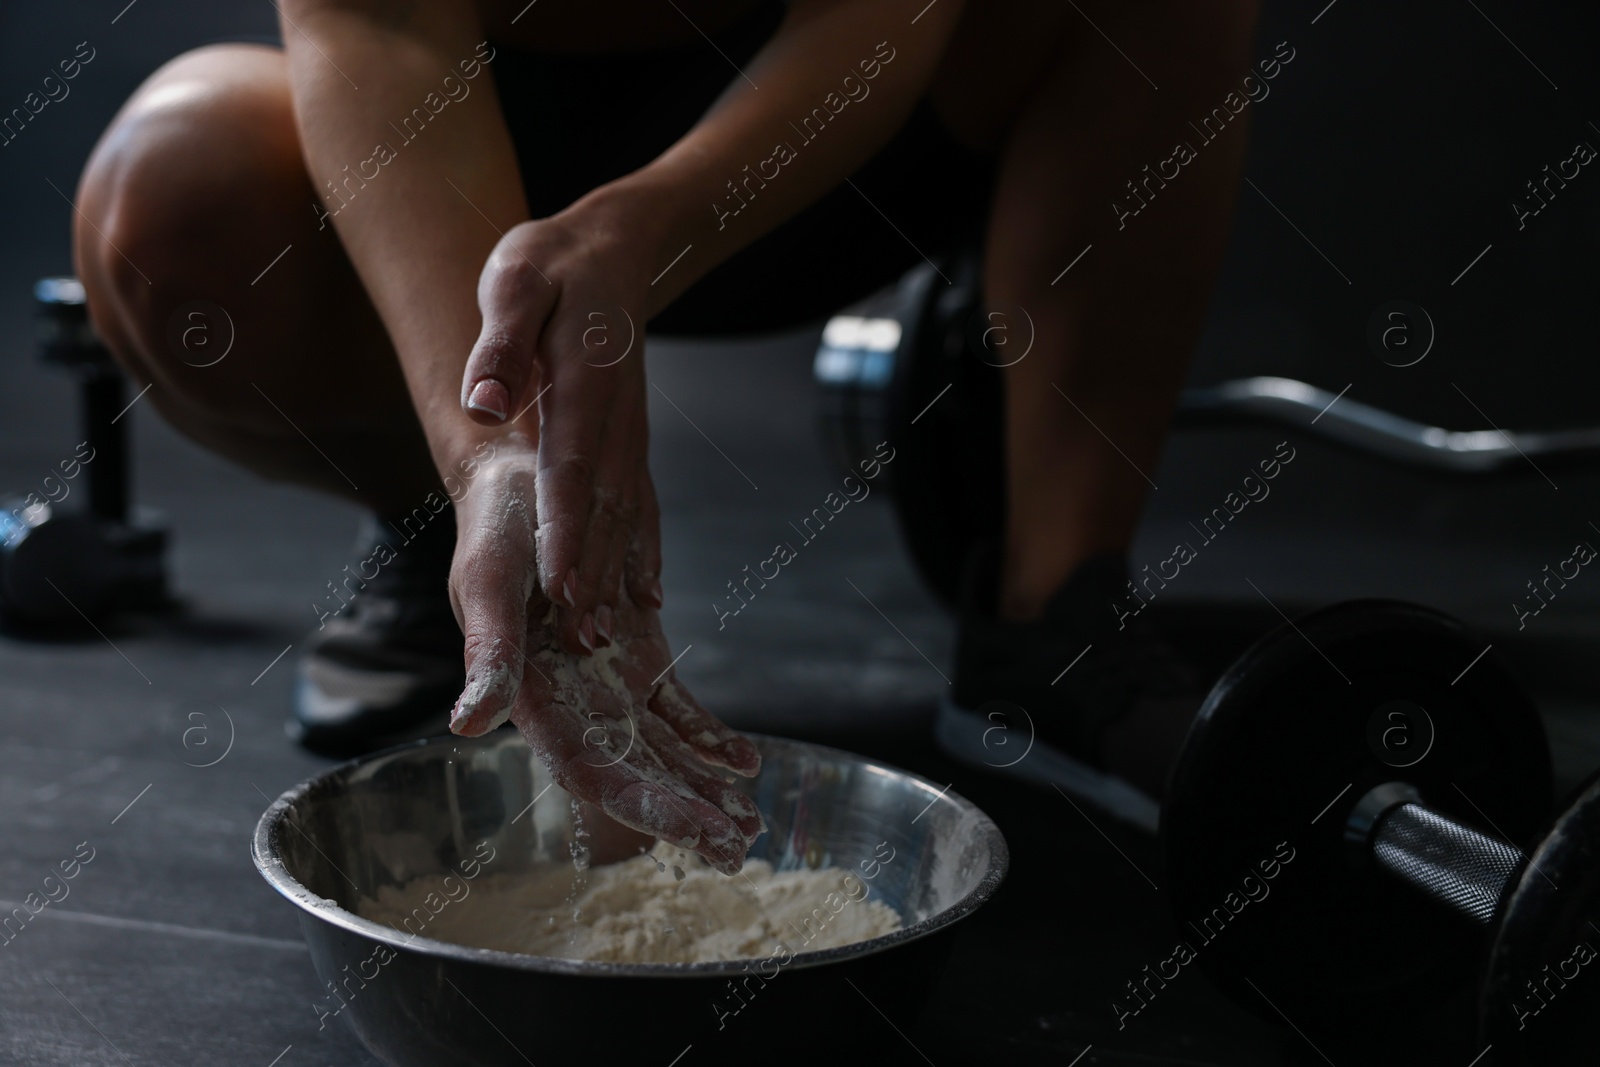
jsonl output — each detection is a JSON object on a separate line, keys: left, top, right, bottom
{"left": 359, "top": 843, "right": 900, "bottom": 963}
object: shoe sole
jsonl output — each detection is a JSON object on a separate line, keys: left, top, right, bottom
{"left": 934, "top": 695, "right": 1160, "bottom": 835}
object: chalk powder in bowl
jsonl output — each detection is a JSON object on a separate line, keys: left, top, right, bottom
{"left": 358, "top": 844, "right": 902, "bottom": 963}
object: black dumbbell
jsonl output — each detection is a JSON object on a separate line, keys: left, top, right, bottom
{"left": 0, "top": 278, "right": 168, "bottom": 628}
{"left": 814, "top": 263, "right": 1600, "bottom": 605}
{"left": 1162, "top": 600, "right": 1596, "bottom": 1063}
{"left": 812, "top": 249, "right": 1003, "bottom": 608}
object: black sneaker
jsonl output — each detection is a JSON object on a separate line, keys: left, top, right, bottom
{"left": 290, "top": 510, "right": 465, "bottom": 757}
{"left": 935, "top": 544, "right": 1202, "bottom": 833}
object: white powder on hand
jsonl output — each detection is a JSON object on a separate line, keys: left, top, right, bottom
{"left": 360, "top": 843, "right": 901, "bottom": 963}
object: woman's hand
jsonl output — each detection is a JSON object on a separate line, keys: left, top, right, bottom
{"left": 445, "top": 207, "right": 764, "bottom": 873}
{"left": 495, "top": 587, "right": 764, "bottom": 875}
{"left": 448, "top": 447, "right": 763, "bottom": 874}
{"left": 458, "top": 207, "right": 658, "bottom": 655}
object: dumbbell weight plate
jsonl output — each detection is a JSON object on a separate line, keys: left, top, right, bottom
{"left": 880, "top": 255, "right": 1004, "bottom": 609}
{"left": 1162, "top": 600, "right": 1551, "bottom": 1036}
{"left": 1479, "top": 769, "right": 1600, "bottom": 1064}
{"left": 0, "top": 507, "right": 120, "bottom": 624}
{"left": 812, "top": 254, "right": 1003, "bottom": 608}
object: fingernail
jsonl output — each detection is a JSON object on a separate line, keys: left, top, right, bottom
{"left": 647, "top": 578, "right": 664, "bottom": 607}
{"left": 561, "top": 568, "right": 578, "bottom": 607}
{"left": 466, "top": 379, "right": 508, "bottom": 421}
{"left": 450, "top": 698, "right": 490, "bottom": 737}
{"left": 596, "top": 605, "right": 613, "bottom": 643}
{"left": 578, "top": 614, "right": 595, "bottom": 653}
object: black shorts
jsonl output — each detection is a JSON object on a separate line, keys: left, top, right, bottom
{"left": 490, "top": 1, "right": 996, "bottom": 336}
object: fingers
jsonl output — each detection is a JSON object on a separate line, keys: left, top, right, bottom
{"left": 591, "top": 464, "right": 647, "bottom": 643}
{"left": 537, "top": 362, "right": 645, "bottom": 654}
{"left": 624, "top": 469, "right": 664, "bottom": 609}
{"left": 650, "top": 678, "right": 762, "bottom": 777}
{"left": 635, "top": 712, "right": 764, "bottom": 847}
{"left": 461, "top": 235, "right": 557, "bottom": 425}
{"left": 606, "top": 780, "right": 748, "bottom": 876}
{"left": 570, "top": 484, "right": 621, "bottom": 649}
{"left": 447, "top": 473, "right": 541, "bottom": 737}
{"left": 586, "top": 487, "right": 634, "bottom": 649}
{"left": 534, "top": 448, "right": 595, "bottom": 654}
{"left": 508, "top": 686, "right": 752, "bottom": 875}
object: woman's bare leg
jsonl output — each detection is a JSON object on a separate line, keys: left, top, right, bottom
{"left": 74, "top": 44, "right": 436, "bottom": 516}
{"left": 932, "top": 0, "right": 1262, "bottom": 621}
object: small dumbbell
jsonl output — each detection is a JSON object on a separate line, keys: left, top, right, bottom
{"left": 1163, "top": 600, "right": 1597, "bottom": 1064}
{"left": 0, "top": 278, "right": 168, "bottom": 628}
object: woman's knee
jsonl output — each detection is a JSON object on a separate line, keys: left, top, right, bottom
{"left": 74, "top": 44, "right": 305, "bottom": 386}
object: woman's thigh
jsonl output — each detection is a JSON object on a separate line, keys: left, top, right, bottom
{"left": 76, "top": 43, "right": 436, "bottom": 507}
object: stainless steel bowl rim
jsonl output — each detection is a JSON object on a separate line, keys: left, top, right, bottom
{"left": 252, "top": 732, "right": 1009, "bottom": 979}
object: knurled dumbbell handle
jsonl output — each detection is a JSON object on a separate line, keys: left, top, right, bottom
{"left": 1369, "top": 802, "right": 1524, "bottom": 924}
{"left": 36, "top": 277, "right": 130, "bottom": 523}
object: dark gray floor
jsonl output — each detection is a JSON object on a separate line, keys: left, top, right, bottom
{"left": 5, "top": 1, "right": 1600, "bottom": 1065}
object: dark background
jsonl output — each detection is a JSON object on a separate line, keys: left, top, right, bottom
{"left": 2, "top": 1, "right": 1598, "bottom": 1064}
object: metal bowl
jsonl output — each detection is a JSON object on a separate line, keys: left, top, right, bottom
{"left": 253, "top": 732, "right": 1008, "bottom": 1067}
